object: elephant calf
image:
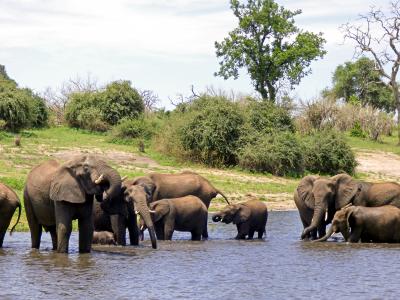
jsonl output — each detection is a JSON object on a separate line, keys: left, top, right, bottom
{"left": 0, "top": 182, "right": 21, "bottom": 247}
{"left": 148, "top": 196, "right": 208, "bottom": 241}
{"left": 316, "top": 205, "right": 400, "bottom": 243}
{"left": 212, "top": 200, "right": 268, "bottom": 239}
{"left": 92, "top": 231, "right": 116, "bottom": 245}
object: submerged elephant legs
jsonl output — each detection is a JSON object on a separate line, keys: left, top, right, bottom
{"left": 55, "top": 200, "right": 94, "bottom": 253}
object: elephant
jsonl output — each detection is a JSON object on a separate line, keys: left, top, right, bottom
{"left": 24, "top": 155, "right": 122, "bottom": 253}
{"left": 295, "top": 173, "right": 400, "bottom": 240}
{"left": 0, "top": 182, "right": 21, "bottom": 247}
{"left": 315, "top": 205, "right": 400, "bottom": 243}
{"left": 93, "top": 179, "right": 157, "bottom": 249}
{"left": 133, "top": 172, "right": 230, "bottom": 209}
{"left": 212, "top": 200, "right": 268, "bottom": 239}
{"left": 143, "top": 195, "right": 208, "bottom": 241}
{"left": 92, "top": 231, "right": 116, "bottom": 245}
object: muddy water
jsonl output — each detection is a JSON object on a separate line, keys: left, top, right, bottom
{"left": 1, "top": 211, "right": 400, "bottom": 299}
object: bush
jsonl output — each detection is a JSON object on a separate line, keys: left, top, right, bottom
{"left": 238, "top": 131, "right": 304, "bottom": 176}
{"left": 27, "top": 91, "right": 48, "bottom": 128}
{"left": 0, "top": 89, "right": 32, "bottom": 131}
{"left": 246, "top": 99, "right": 295, "bottom": 133}
{"left": 179, "top": 96, "right": 244, "bottom": 166}
{"left": 65, "top": 92, "right": 99, "bottom": 129}
{"left": 77, "top": 107, "right": 109, "bottom": 132}
{"left": 349, "top": 121, "right": 366, "bottom": 138}
{"left": 303, "top": 130, "right": 357, "bottom": 175}
{"left": 109, "top": 118, "right": 155, "bottom": 141}
{"left": 100, "top": 81, "right": 144, "bottom": 125}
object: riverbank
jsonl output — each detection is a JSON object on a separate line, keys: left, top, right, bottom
{"left": 1, "top": 127, "right": 400, "bottom": 230}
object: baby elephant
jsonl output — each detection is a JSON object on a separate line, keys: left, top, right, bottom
{"left": 92, "top": 231, "right": 116, "bottom": 245}
{"left": 212, "top": 200, "right": 268, "bottom": 239}
{"left": 316, "top": 205, "right": 400, "bottom": 243}
{"left": 149, "top": 196, "right": 208, "bottom": 241}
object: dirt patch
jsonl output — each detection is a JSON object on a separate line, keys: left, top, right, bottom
{"left": 356, "top": 151, "right": 400, "bottom": 181}
{"left": 50, "top": 148, "right": 160, "bottom": 168}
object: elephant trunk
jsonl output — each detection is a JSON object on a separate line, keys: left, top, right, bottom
{"left": 301, "top": 202, "right": 326, "bottom": 239}
{"left": 97, "top": 165, "right": 122, "bottom": 201}
{"left": 136, "top": 201, "right": 157, "bottom": 249}
{"left": 313, "top": 226, "right": 334, "bottom": 242}
{"left": 9, "top": 202, "right": 21, "bottom": 236}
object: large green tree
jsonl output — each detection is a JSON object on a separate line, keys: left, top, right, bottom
{"left": 215, "top": 0, "right": 326, "bottom": 102}
{"left": 331, "top": 57, "right": 394, "bottom": 111}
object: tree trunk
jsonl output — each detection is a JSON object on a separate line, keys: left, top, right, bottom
{"left": 266, "top": 82, "right": 276, "bottom": 103}
{"left": 394, "top": 83, "right": 400, "bottom": 145}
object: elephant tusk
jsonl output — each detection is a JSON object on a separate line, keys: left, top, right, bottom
{"left": 135, "top": 210, "right": 139, "bottom": 214}
{"left": 149, "top": 209, "right": 156, "bottom": 214}
{"left": 95, "top": 174, "right": 105, "bottom": 184}
{"left": 140, "top": 225, "right": 145, "bottom": 231}
{"left": 121, "top": 176, "right": 128, "bottom": 181}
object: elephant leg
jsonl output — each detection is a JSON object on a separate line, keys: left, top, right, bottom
{"left": 78, "top": 203, "right": 94, "bottom": 253}
{"left": 248, "top": 229, "right": 255, "bottom": 239}
{"left": 49, "top": 226, "right": 58, "bottom": 251}
{"left": 155, "top": 223, "right": 164, "bottom": 240}
{"left": 0, "top": 228, "right": 6, "bottom": 247}
{"left": 202, "top": 223, "right": 208, "bottom": 240}
{"left": 235, "top": 224, "right": 247, "bottom": 240}
{"left": 127, "top": 214, "right": 139, "bottom": 246}
{"left": 111, "top": 214, "right": 127, "bottom": 246}
{"left": 164, "top": 226, "right": 174, "bottom": 240}
{"left": 24, "top": 196, "right": 42, "bottom": 249}
{"left": 191, "top": 230, "right": 202, "bottom": 241}
{"left": 348, "top": 227, "right": 362, "bottom": 243}
{"left": 257, "top": 229, "right": 264, "bottom": 239}
{"left": 55, "top": 201, "right": 73, "bottom": 253}
{"left": 317, "top": 226, "right": 326, "bottom": 239}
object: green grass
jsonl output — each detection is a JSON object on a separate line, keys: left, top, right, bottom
{"left": 346, "top": 131, "right": 400, "bottom": 155}
{"left": 1, "top": 126, "right": 299, "bottom": 231}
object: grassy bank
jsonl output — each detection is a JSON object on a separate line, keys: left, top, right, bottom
{"left": 0, "top": 127, "right": 299, "bottom": 232}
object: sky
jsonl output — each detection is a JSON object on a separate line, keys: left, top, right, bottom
{"left": 0, "top": 0, "right": 388, "bottom": 109}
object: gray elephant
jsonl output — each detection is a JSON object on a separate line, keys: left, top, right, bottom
{"left": 315, "top": 205, "right": 400, "bottom": 243}
{"left": 212, "top": 200, "right": 268, "bottom": 239}
{"left": 145, "top": 195, "right": 208, "bottom": 241}
{"left": 93, "top": 179, "right": 157, "bottom": 249}
{"left": 24, "top": 155, "right": 121, "bottom": 253}
{"left": 133, "top": 172, "right": 230, "bottom": 208}
{"left": 92, "top": 231, "right": 116, "bottom": 245}
{"left": 0, "top": 182, "right": 21, "bottom": 247}
{"left": 295, "top": 173, "right": 400, "bottom": 240}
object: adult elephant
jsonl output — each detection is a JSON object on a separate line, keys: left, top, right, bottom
{"left": 0, "top": 182, "right": 21, "bottom": 247}
{"left": 93, "top": 179, "right": 157, "bottom": 249}
{"left": 133, "top": 172, "right": 230, "bottom": 208}
{"left": 24, "top": 155, "right": 121, "bottom": 253}
{"left": 295, "top": 173, "right": 400, "bottom": 240}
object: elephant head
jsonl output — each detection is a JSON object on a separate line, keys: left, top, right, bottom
{"left": 132, "top": 176, "right": 156, "bottom": 202}
{"left": 298, "top": 174, "right": 359, "bottom": 239}
{"left": 123, "top": 184, "right": 157, "bottom": 249}
{"left": 212, "top": 204, "right": 251, "bottom": 224}
{"left": 314, "top": 205, "right": 355, "bottom": 242}
{"left": 50, "top": 155, "right": 122, "bottom": 204}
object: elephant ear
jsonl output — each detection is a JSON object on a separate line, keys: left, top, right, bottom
{"left": 233, "top": 204, "right": 251, "bottom": 224}
{"left": 152, "top": 201, "right": 170, "bottom": 222}
{"left": 297, "top": 175, "right": 319, "bottom": 209}
{"left": 331, "top": 174, "right": 359, "bottom": 210}
{"left": 50, "top": 166, "right": 86, "bottom": 203}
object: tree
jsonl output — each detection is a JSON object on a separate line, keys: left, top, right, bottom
{"left": 214, "top": 0, "right": 326, "bottom": 102}
{"left": 331, "top": 57, "right": 394, "bottom": 111}
{"left": 342, "top": 1, "right": 400, "bottom": 144}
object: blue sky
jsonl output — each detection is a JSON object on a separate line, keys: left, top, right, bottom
{"left": 0, "top": 0, "right": 385, "bottom": 108}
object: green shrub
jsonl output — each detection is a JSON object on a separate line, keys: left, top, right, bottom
{"left": 179, "top": 96, "right": 244, "bottom": 166}
{"left": 77, "top": 107, "right": 109, "bottom": 132}
{"left": 246, "top": 100, "right": 294, "bottom": 133}
{"left": 109, "top": 118, "right": 154, "bottom": 141}
{"left": 65, "top": 92, "right": 99, "bottom": 129}
{"left": 303, "top": 130, "right": 357, "bottom": 175}
{"left": 27, "top": 91, "right": 48, "bottom": 128}
{"left": 349, "top": 121, "right": 366, "bottom": 138}
{"left": 0, "top": 89, "right": 32, "bottom": 131}
{"left": 238, "top": 131, "right": 304, "bottom": 176}
{"left": 100, "top": 81, "right": 144, "bottom": 125}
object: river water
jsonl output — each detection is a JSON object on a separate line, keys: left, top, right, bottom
{"left": 1, "top": 211, "right": 400, "bottom": 299}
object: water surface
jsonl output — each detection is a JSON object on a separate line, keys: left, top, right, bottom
{"left": 1, "top": 211, "right": 399, "bottom": 299}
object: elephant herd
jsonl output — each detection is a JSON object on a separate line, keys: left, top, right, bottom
{"left": 0, "top": 155, "right": 268, "bottom": 253}
{"left": 295, "top": 173, "right": 400, "bottom": 243}
{"left": 3, "top": 155, "right": 400, "bottom": 253}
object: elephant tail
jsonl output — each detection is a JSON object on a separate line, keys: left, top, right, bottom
{"left": 9, "top": 202, "right": 21, "bottom": 236}
{"left": 216, "top": 190, "right": 230, "bottom": 205}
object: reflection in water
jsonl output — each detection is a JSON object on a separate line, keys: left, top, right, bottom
{"left": 1, "top": 211, "right": 400, "bottom": 299}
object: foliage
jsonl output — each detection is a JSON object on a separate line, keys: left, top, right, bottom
{"left": 65, "top": 80, "right": 144, "bottom": 131}
{"left": 215, "top": 0, "right": 326, "bottom": 101}
{"left": 179, "top": 96, "right": 244, "bottom": 166}
{"left": 349, "top": 121, "right": 366, "bottom": 138}
{"left": 303, "top": 130, "right": 357, "bottom": 175}
{"left": 330, "top": 57, "right": 394, "bottom": 111}
{"left": 101, "top": 81, "right": 144, "bottom": 125}
{"left": 0, "top": 65, "right": 48, "bottom": 131}
{"left": 238, "top": 131, "right": 304, "bottom": 176}
{"left": 109, "top": 118, "right": 157, "bottom": 142}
